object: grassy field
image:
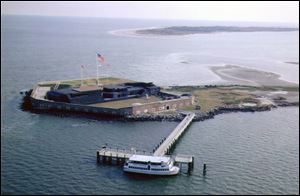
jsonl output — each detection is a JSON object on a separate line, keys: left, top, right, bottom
{"left": 89, "top": 96, "right": 162, "bottom": 109}
{"left": 165, "top": 85, "right": 298, "bottom": 112}
{"left": 191, "top": 88, "right": 257, "bottom": 112}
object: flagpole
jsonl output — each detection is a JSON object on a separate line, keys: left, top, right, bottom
{"left": 97, "top": 63, "right": 99, "bottom": 86}
{"left": 81, "top": 66, "right": 83, "bottom": 86}
{"left": 96, "top": 53, "right": 104, "bottom": 86}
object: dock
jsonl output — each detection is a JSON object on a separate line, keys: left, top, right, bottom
{"left": 153, "top": 113, "right": 195, "bottom": 156}
{"left": 97, "top": 112, "right": 195, "bottom": 172}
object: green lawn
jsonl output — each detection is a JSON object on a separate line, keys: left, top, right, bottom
{"left": 89, "top": 96, "right": 163, "bottom": 109}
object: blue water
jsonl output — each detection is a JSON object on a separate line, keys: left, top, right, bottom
{"left": 1, "top": 16, "right": 299, "bottom": 194}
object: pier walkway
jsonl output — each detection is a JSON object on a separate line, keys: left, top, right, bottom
{"left": 153, "top": 112, "right": 195, "bottom": 156}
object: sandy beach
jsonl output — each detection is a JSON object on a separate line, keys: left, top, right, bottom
{"left": 108, "top": 27, "right": 165, "bottom": 38}
{"left": 210, "top": 64, "right": 298, "bottom": 86}
{"left": 108, "top": 27, "right": 192, "bottom": 38}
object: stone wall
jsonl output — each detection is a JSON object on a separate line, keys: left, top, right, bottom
{"left": 132, "top": 97, "right": 193, "bottom": 115}
{"left": 29, "top": 94, "right": 194, "bottom": 116}
{"left": 30, "top": 97, "right": 132, "bottom": 116}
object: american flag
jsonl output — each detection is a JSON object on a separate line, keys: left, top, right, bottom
{"left": 96, "top": 53, "right": 105, "bottom": 63}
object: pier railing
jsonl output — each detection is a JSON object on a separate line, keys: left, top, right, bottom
{"left": 99, "top": 147, "right": 153, "bottom": 156}
{"left": 153, "top": 113, "right": 195, "bottom": 156}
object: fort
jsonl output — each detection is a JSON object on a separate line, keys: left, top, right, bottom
{"left": 26, "top": 77, "right": 194, "bottom": 117}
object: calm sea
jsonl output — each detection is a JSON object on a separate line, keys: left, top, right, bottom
{"left": 1, "top": 16, "right": 299, "bottom": 195}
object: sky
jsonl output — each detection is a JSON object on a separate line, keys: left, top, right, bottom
{"left": 1, "top": 1, "right": 299, "bottom": 24}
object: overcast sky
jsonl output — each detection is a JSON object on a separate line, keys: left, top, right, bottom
{"left": 1, "top": 1, "right": 299, "bottom": 24}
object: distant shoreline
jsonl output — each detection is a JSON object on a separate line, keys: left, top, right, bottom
{"left": 109, "top": 26, "right": 299, "bottom": 37}
{"left": 108, "top": 27, "right": 162, "bottom": 38}
{"left": 285, "top": 61, "right": 299, "bottom": 65}
{"left": 136, "top": 26, "right": 299, "bottom": 36}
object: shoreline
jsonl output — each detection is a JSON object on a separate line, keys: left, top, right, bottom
{"left": 108, "top": 27, "right": 193, "bottom": 38}
{"left": 285, "top": 61, "right": 299, "bottom": 65}
{"left": 135, "top": 26, "right": 299, "bottom": 36}
{"left": 126, "top": 104, "right": 299, "bottom": 122}
{"left": 108, "top": 26, "right": 299, "bottom": 38}
{"left": 108, "top": 27, "right": 168, "bottom": 38}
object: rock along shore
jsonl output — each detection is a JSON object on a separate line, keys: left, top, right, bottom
{"left": 125, "top": 104, "right": 298, "bottom": 122}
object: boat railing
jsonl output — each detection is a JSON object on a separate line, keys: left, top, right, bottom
{"left": 100, "top": 146, "right": 153, "bottom": 156}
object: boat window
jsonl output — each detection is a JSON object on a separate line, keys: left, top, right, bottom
{"left": 130, "top": 161, "right": 148, "bottom": 165}
{"left": 129, "top": 166, "right": 147, "bottom": 170}
{"left": 150, "top": 162, "right": 162, "bottom": 165}
{"left": 151, "top": 168, "right": 169, "bottom": 171}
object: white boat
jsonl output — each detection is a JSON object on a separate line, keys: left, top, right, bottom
{"left": 123, "top": 155, "right": 180, "bottom": 176}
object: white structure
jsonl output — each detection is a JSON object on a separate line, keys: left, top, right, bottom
{"left": 123, "top": 155, "right": 180, "bottom": 175}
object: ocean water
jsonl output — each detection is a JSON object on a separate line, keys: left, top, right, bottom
{"left": 1, "top": 16, "right": 299, "bottom": 195}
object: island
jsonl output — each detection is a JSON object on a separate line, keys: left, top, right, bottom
{"left": 21, "top": 75, "right": 298, "bottom": 122}
{"left": 135, "top": 26, "right": 299, "bottom": 36}
{"left": 285, "top": 61, "right": 299, "bottom": 65}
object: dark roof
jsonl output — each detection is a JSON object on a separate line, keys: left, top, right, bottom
{"left": 127, "top": 86, "right": 144, "bottom": 91}
{"left": 103, "top": 85, "right": 127, "bottom": 89}
{"left": 124, "top": 82, "right": 155, "bottom": 87}
{"left": 51, "top": 88, "right": 76, "bottom": 95}
{"left": 49, "top": 87, "right": 100, "bottom": 95}
{"left": 103, "top": 85, "right": 128, "bottom": 92}
{"left": 73, "top": 86, "right": 102, "bottom": 92}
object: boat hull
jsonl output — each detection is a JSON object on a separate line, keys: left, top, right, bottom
{"left": 123, "top": 166, "right": 180, "bottom": 176}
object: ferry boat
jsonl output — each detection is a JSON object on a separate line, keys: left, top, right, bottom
{"left": 123, "top": 155, "right": 180, "bottom": 175}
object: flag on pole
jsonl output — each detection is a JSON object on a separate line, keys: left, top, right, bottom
{"left": 96, "top": 53, "right": 105, "bottom": 63}
{"left": 81, "top": 65, "right": 86, "bottom": 69}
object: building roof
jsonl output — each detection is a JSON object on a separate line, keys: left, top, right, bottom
{"left": 51, "top": 88, "right": 76, "bottom": 95}
{"left": 103, "top": 85, "right": 128, "bottom": 92}
{"left": 73, "top": 85, "right": 102, "bottom": 92}
{"left": 126, "top": 86, "right": 144, "bottom": 91}
{"left": 129, "top": 155, "right": 170, "bottom": 163}
{"left": 124, "top": 82, "right": 155, "bottom": 87}
{"left": 103, "top": 85, "right": 127, "bottom": 90}
{"left": 49, "top": 87, "right": 101, "bottom": 95}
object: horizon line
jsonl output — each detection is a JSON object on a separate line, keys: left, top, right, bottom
{"left": 1, "top": 13, "right": 299, "bottom": 26}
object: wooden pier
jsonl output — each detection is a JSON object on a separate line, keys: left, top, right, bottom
{"left": 97, "top": 113, "right": 195, "bottom": 173}
{"left": 153, "top": 113, "right": 195, "bottom": 156}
